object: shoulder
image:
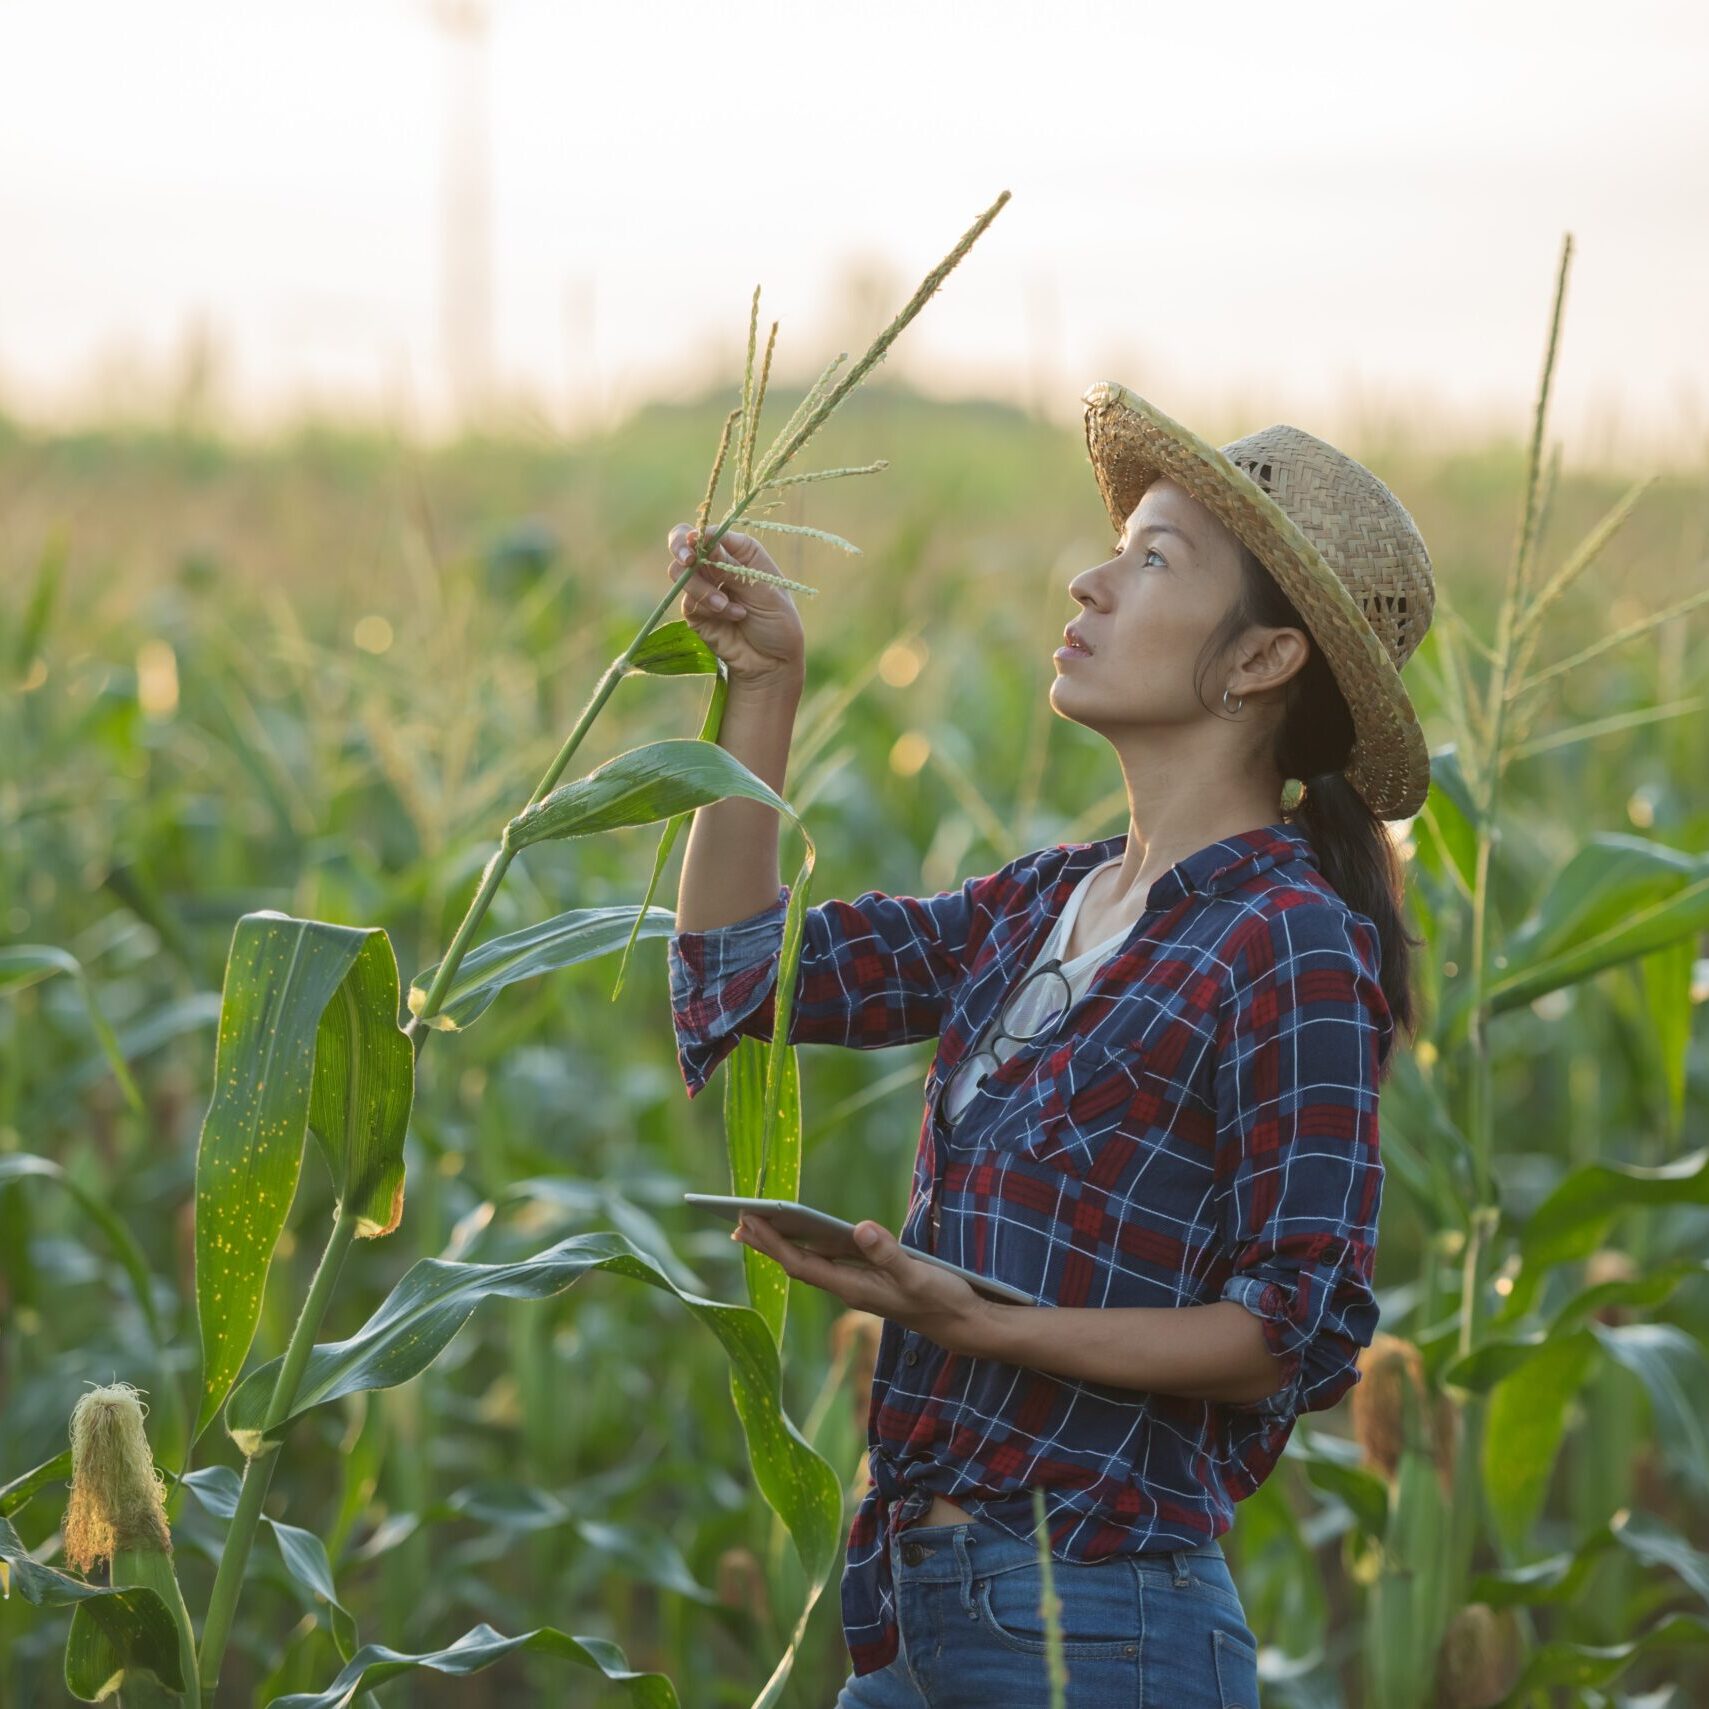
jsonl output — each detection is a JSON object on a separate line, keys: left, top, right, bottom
{"left": 1212, "top": 875, "right": 1392, "bottom": 1059}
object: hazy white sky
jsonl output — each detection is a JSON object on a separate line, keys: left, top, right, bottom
{"left": 1, "top": 0, "right": 1705, "bottom": 463}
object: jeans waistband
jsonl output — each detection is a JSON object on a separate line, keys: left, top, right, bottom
{"left": 890, "top": 1510, "right": 1222, "bottom": 1589}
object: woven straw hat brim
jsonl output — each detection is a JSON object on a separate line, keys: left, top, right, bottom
{"left": 1082, "top": 380, "right": 1431, "bottom": 820}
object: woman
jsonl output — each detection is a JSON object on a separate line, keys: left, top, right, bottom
{"left": 665, "top": 380, "right": 1434, "bottom": 1708}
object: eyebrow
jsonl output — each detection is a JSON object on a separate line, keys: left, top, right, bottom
{"left": 1118, "top": 521, "right": 1193, "bottom": 548}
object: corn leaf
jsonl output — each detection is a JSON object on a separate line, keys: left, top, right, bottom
{"left": 263, "top": 1622, "right": 680, "bottom": 1709}
{"left": 1471, "top": 1506, "right": 1709, "bottom": 1610}
{"left": 0, "top": 1516, "right": 185, "bottom": 1699}
{"left": 1512, "top": 1611, "right": 1709, "bottom": 1694}
{"left": 183, "top": 1466, "right": 360, "bottom": 1661}
{"left": 0, "top": 1155, "right": 161, "bottom": 1344}
{"left": 503, "top": 737, "right": 799, "bottom": 851}
{"left": 1591, "top": 1321, "right": 1709, "bottom": 1500}
{"left": 410, "top": 903, "right": 678, "bottom": 1032}
{"left": 624, "top": 617, "right": 719, "bottom": 678}
{"left": 1481, "top": 1331, "right": 1600, "bottom": 1556}
{"left": 193, "top": 913, "right": 415, "bottom": 1442}
{"left": 608, "top": 661, "right": 728, "bottom": 1007}
{"left": 222, "top": 1231, "right": 844, "bottom": 1702}
{"left": 0, "top": 1448, "right": 72, "bottom": 1519}
{"left": 724, "top": 1037, "right": 801, "bottom": 1345}
{"left": 0, "top": 945, "right": 143, "bottom": 1113}
{"left": 1480, "top": 836, "right": 1709, "bottom": 1015}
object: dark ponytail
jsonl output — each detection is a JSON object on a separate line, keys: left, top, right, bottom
{"left": 1198, "top": 542, "right": 1423, "bottom": 1059}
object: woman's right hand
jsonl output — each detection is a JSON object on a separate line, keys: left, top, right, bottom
{"left": 666, "top": 522, "right": 806, "bottom": 692}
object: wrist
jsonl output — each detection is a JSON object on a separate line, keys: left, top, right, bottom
{"left": 728, "top": 666, "right": 805, "bottom": 705}
{"left": 949, "top": 1296, "right": 1017, "bottom": 1361}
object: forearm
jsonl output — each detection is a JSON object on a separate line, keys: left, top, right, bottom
{"left": 955, "top": 1299, "right": 1286, "bottom": 1407}
{"left": 676, "top": 672, "right": 804, "bottom": 934}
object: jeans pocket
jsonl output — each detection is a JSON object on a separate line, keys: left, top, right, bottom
{"left": 973, "top": 1558, "right": 1139, "bottom": 1658}
{"left": 1212, "top": 1624, "right": 1260, "bottom": 1709}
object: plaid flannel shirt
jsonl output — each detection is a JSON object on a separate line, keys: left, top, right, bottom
{"left": 666, "top": 822, "right": 1390, "bottom": 1676}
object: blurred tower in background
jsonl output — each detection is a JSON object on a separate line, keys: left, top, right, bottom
{"left": 432, "top": 0, "right": 494, "bottom": 428}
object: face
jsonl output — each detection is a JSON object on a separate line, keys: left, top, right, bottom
{"left": 1052, "top": 478, "right": 1249, "bottom": 727}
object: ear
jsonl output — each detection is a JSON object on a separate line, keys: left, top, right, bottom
{"left": 1235, "top": 625, "right": 1311, "bottom": 695}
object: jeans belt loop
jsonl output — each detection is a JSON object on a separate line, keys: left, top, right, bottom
{"left": 952, "top": 1526, "right": 977, "bottom": 1617}
{"left": 1170, "top": 1547, "right": 1192, "bottom": 1588}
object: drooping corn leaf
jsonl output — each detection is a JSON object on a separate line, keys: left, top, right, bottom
{"left": 263, "top": 1621, "right": 679, "bottom": 1709}
{"left": 410, "top": 903, "right": 678, "bottom": 1032}
{"left": 193, "top": 912, "right": 414, "bottom": 1441}
{"left": 0, "top": 1516, "right": 184, "bottom": 1698}
{"left": 0, "top": 1448, "right": 71, "bottom": 1519}
{"left": 1471, "top": 1506, "right": 1709, "bottom": 1610}
{"left": 1499, "top": 1146, "right": 1709, "bottom": 1318}
{"left": 1512, "top": 1610, "right": 1709, "bottom": 1694}
{"left": 609, "top": 655, "right": 726, "bottom": 1006}
{"left": 0, "top": 1155, "right": 160, "bottom": 1343}
{"left": 0, "top": 944, "right": 143, "bottom": 1113}
{"left": 1591, "top": 1320, "right": 1709, "bottom": 1499}
{"left": 223, "top": 1231, "right": 843, "bottom": 1703}
{"left": 183, "top": 1466, "right": 360, "bottom": 1661}
{"left": 503, "top": 735, "right": 797, "bottom": 850}
{"left": 1483, "top": 835, "right": 1709, "bottom": 1014}
{"left": 623, "top": 616, "right": 719, "bottom": 678}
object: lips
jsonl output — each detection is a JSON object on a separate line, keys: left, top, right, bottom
{"left": 1061, "top": 625, "right": 1093, "bottom": 655}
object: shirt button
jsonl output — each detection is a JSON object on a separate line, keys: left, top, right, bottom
{"left": 901, "top": 1541, "right": 927, "bottom": 1566}
{"left": 904, "top": 1348, "right": 919, "bottom": 1366}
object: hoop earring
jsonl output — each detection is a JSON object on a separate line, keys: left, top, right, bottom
{"left": 1222, "top": 685, "right": 1244, "bottom": 716}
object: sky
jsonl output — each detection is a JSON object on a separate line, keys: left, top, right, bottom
{"left": 1, "top": 0, "right": 1706, "bottom": 466}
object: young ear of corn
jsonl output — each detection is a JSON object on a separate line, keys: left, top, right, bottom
{"left": 61, "top": 1384, "right": 199, "bottom": 1706}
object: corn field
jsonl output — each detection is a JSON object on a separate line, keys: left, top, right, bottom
{"left": 3, "top": 225, "right": 1708, "bottom": 1707}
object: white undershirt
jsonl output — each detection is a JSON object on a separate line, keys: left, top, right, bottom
{"left": 980, "top": 855, "right": 1132, "bottom": 1068}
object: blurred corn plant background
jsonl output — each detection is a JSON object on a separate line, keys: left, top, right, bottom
{"left": 2, "top": 225, "right": 1707, "bottom": 1707}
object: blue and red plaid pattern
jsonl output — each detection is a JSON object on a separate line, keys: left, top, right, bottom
{"left": 667, "top": 822, "right": 1391, "bottom": 1676}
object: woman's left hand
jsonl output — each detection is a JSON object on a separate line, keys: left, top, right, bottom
{"left": 732, "top": 1215, "right": 995, "bottom": 1356}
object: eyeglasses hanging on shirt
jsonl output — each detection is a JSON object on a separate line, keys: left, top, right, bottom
{"left": 930, "top": 854, "right": 1133, "bottom": 1135}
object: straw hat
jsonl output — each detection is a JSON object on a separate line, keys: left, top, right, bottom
{"left": 1081, "top": 380, "right": 1434, "bottom": 820}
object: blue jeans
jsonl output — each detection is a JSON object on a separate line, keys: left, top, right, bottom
{"left": 833, "top": 1513, "right": 1261, "bottom": 1709}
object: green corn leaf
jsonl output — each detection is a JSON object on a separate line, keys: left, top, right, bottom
{"left": 624, "top": 617, "right": 719, "bottom": 678}
{"left": 0, "top": 1448, "right": 72, "bottom": 1519}
{"left": 609, "top": 669, "right": 727, "bottom": 1007}
{"left": 1503, "top": 1147, "right": 1709, "bottom": 1317}
{"left": 0, "top": 945, "right": 144, "bottom": 1113}
{"left": 183, "top": 1467, "right": 359, "bottom": 1661}
{"left": 0, "top": 1516, "right": 185, "bottom": 1699}
{"left": 305, "top": 929, "right": 413, "bottom": 1239}
{"left": 1471, "top": 1506, "right": 1709, "bottom": 1610}
{"left": 503, "top": 737, "right": 798, "bottom": 851}
{"left": 1590, "top": 1321, "right": 1709, "bottom": 1500}
{"left": 262, "top": 1622, "right": 680, "bottom": 1709}
{"left": 1282, "top": 1427, "right": 1390, "bottom": 1542}
{"left": 1481, "top": 1331, "right": 1599, "bottom": 1556}
{"left": 193, "top": 912, "right": 415, "bottom": 1442}
{"left": 1511, "top": 1610, "right": 1709, "bottom": 1694}
{"left": 0, "top": 1156, "right": 161, "bottom": 1344}
{"left": 1408, "top": 745, "right": 1480, "bottom": 904}
{"left": 724, "top": 1037, "right": 802, "bottom": 1346}
{"left": 1483, "top": 835, "right": 1709, "bottom": 1014}
{"left": 410, "top": 903, "right": 678, "bottom": 1032}
{"left": 223, "top": 1231, "right": 843, "bottom": 1702}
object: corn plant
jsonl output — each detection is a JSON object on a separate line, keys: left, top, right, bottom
{"left": 1289, "top": 233, "right": 1709, "bottom": 1708}
{"left": 0, "top": 189, "right": 1011, "bottom": 1707}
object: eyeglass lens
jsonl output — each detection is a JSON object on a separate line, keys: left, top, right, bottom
{"left": 939, "top": 962, "right": 1073, "bottom": 1126}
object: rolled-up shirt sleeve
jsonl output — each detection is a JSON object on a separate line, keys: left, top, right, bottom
{"left": 666, "top": 866, "right": 1011, "bottom": 1100}
{"left": 1214, "top": 899, "right": 1390, "bottom": 1424}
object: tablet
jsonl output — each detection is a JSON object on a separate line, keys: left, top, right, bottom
{"left": 683, "top": 1193, "right": 1040, "bottom": 1307}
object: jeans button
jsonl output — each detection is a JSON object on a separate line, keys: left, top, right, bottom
{"left": 901, "top": 1541, "right": 926, "bottom": 1566}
